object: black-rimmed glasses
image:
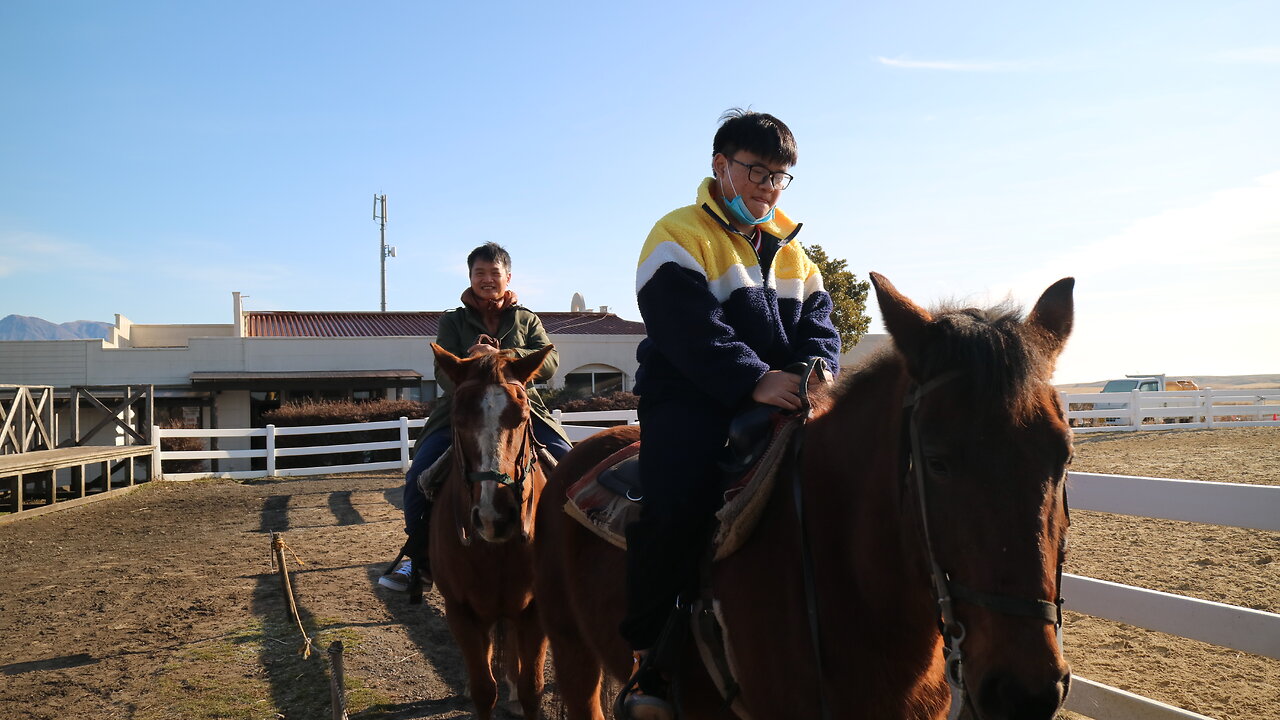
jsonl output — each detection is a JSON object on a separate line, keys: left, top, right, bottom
{"left": 728, "top": 157, "right": 794, "bottom": 190}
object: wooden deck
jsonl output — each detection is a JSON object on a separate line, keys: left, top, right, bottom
{"left": 0, "top": 445, "right": 157, "bottom": 521}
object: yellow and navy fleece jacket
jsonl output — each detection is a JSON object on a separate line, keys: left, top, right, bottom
{"left": 634, "top": 178, "right": 841, "bottom": 408}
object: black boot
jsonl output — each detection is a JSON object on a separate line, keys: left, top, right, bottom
{"left": 404, "top": 504, "right": 433, "bottom": 603}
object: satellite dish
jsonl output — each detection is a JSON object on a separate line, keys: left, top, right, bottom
{"left": 570, "top": 292, "right": 586, "bottom": 312}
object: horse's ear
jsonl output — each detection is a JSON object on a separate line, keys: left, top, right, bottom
{"left": 432, "top": 343, "right": 468, "bottom": 386}
{"left": 870, "top": 272, "right": 932, "bottom": 370}
{"left": 506, "top": 345, "right": 554, "bottom": 386}
{"left": 1024, "top": 277, "right": 1074, "bottom": 358}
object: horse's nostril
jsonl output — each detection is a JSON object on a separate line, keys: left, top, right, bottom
{"left": 471, "top": 507, "right": 482, "bottom": 528}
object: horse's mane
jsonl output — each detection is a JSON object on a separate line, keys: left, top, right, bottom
{"left": 836, "top": 300, "right": 1052, "bottom": 424}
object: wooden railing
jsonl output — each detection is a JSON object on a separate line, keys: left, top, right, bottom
{"left": 1, "top": 385, "right": 157, "bottom": 518}
{"left": 0, "top": 384, "right": 55, "bottom": 455}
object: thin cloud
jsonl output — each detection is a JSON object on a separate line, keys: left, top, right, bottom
{"left": 1210, "top": 47, "right": 1280, "bottom": 64}
{"left": 0, "top": 232, "right": 123, "bottom": 273}
{"left": 1012, "top": 171, "right": 1280, "bottom": 383}
{"left": 874, "top": 56, "right": 1027, "bottom": 72}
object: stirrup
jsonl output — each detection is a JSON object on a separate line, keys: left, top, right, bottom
{"left": 616, "top": 651, "right": 674, "bottom": 720}
{"left": 381, "top": 550, "right": 407, "bottom": 578}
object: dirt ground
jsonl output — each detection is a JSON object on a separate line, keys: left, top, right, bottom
{"left": 0, "top": 427, "right": 1276, "bottom": 720}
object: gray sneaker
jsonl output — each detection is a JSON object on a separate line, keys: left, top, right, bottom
{"left": 378, "top": 560, "right": 412, "bottom": 592}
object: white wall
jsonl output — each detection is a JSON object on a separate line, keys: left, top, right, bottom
{"left": 1, "top": 330, "right": 890, "bottom": 427}
{"left": 0, "top": 332, "right": 647, "bottom": 412}
{"left": 841, "top": 333, "right": 890, "bottom": 371}
{"left": 130, "top": 324, "right": 235, "bottom": 347}
{"left": 1, "top": 333, "right": 890, "bottom": 395}
{"left": 551, "top": 334, "right": 644, "bottom": 390}
{"left": 0, "top": 340, "right": 93, "bottom": 387}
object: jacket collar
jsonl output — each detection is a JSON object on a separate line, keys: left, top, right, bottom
{"left": 460, "top": 303, "right": 518, "bottom": 339}
{"left": 697, "top": 176, "right": 800, "bottom": 241}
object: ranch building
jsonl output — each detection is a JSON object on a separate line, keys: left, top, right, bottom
{"left": 0, "top": 291, "right": 888, "bottom": 469}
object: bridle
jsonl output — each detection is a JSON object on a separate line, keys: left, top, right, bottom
{"left": 449, "top": 379, "right": 542, "bottom": 545}
{"left": 902, "top": 370, "right": 1066, "bottom": 720}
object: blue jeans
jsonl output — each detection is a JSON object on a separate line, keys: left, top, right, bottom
{"left": 401, "top": 417, "right": 572, "bottom": 534}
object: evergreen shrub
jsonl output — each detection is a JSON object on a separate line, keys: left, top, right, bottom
{"left": 261, "top": 398, "right": 433, "bottom": 469}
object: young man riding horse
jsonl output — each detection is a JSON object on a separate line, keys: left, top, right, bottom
{"left": 382, "top": 241, "right": 572, "bottom": 597}
{"left": 622, "top": 109, "right": 842, "bottom": 717}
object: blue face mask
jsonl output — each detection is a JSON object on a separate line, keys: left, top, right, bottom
{"left": 720, "top": 169, "right": 775, "bottom": 226}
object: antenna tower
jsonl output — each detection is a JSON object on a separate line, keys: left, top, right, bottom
{"left": 373, "top": 194, "right": 396, "bottom": 311}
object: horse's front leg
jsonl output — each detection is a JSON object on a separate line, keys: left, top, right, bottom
{"left": 513, "top": 600, "right": 549, "bottom": 718}
{"left": 443, "top": 599, "right": 498, "bottom": 719}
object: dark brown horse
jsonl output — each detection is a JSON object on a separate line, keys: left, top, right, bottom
{"left": 535, "top": 274, "right": 1075, "bottom": 720}
{"left": 429, "top": 343, "right": 553, "bottom": 719}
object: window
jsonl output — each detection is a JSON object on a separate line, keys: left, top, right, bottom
{"left": 564, "top": 371, "right": 623, "bottom": 396}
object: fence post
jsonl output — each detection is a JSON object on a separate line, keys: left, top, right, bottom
{"left": 399, "top": 417, "right": 411, "bottom": 472}
{"left": 266, "top": 424, "right": 277, "bottom": 477}
{"left": 1203, "top": 388, "right": 1214, "bottom": 428}
{"left": 329, "top": 640, "right": 349, "bottom": 720}
{"left": 151, "top": 425, "right": 162, "bottom": 480}
{"left": 1129, "top": 389, "right": 1142, "bottom": 429}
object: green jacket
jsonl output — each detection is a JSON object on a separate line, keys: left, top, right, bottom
{"left": 415, "top": 304, "right": 569, "bottom": 454}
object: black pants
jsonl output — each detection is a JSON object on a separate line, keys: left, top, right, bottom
{"left": 620, "top": 394, "right": 734, "bottom": 650}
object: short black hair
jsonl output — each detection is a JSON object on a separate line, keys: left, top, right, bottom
{"left": 712, "top": 108, "right": 798, "bottom": 167}
{"left": 467, "top": 242, "right": 512, "bottom": 272}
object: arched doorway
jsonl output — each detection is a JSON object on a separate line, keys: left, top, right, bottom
{"left": 562, "top": 363, "right": 626, "bottom": 396}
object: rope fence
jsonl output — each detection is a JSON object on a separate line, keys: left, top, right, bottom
{"left": 269, "top": 531, "right": 348, "bottom": 720}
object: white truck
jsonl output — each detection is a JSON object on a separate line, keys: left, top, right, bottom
{"left": 1095, "top": 374, "right": 1199, "bottom": 425}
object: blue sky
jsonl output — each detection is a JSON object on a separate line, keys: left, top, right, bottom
{"left": 2, "top": 1, "right": 1277, "bottom": 384}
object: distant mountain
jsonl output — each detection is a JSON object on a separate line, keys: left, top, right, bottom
{"left": 0, "top": 315, "right": 112, "bottom": 341}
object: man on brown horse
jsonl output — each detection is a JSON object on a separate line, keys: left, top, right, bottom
{"left": 380, "top": 242, "right": 572, "bottom": 599}
{"left": 622, "top": 109, "right": 842, "bottom": 718}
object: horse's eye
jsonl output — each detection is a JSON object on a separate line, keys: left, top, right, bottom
{"left": 925, "top": 456, "right": 950, "bottom": 475}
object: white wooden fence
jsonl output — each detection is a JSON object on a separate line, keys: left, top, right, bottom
{"left": 1063, "top": 471, "right": 1280, "bottom": 719}
{"left": 152, "top": 411, "right": 633, "bottom": 481}
{"left": 1062, "top": 388, "right": 1280, "bottom": 433}
{"left": 156, "top": 417, "right": 430, "bottom": 481}
{"left": 153, "top": 413, "right": 1280, "bottom": 720}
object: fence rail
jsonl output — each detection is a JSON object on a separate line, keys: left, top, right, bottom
{"left": 158, "top": 417, "right": 427, "bottom": 481}
{"left": 1062, "top": 387, "right": 1280, "bottom": 433}
{"left": 153, "top": 414, "right": 1279, "bottom": 719}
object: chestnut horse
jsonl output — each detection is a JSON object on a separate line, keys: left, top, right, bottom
{"left": 535, "top": 274, "right": 1075, "bottom": 720}
{"left": 428, "top": 343, "right": 553, "bottom": 719}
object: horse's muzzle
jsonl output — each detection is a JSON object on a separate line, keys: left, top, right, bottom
{"left": 471, "top": 505, "right": 518, "bottom": 543}
{"left": 975, "top": 668, "right": 1071, "bottom": 720}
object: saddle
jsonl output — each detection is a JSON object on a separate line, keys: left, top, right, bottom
{"left": 562, "top": 359, "right": 829, "bottom": 561}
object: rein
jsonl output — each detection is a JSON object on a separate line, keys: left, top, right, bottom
{"left": 788, "top": 358, "right": 832, "bottom": 720}
{"left": 902, "top": 370, "right": 1065, "bottom": 720}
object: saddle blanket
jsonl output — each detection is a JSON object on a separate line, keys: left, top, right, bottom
{"left": 563, "top": 411, "right": 804, "bottom": 560}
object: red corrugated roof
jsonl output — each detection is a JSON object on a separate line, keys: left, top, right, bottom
{"left": 540, "top": 312, "right": 646, "bottom": 335}
{"left": 245, "top": 311, "right": 644, "bottom": 338}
